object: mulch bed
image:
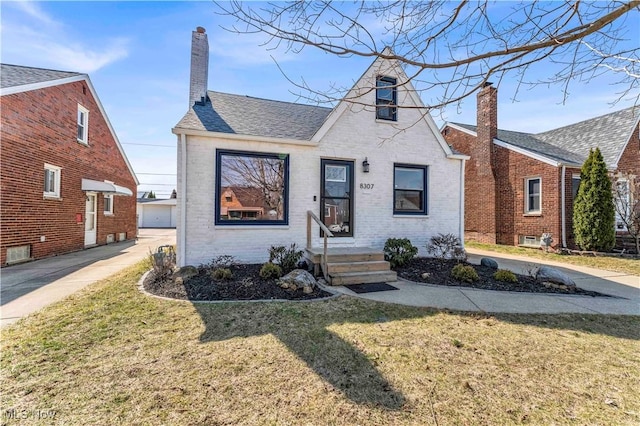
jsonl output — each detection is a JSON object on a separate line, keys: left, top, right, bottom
{"left": 144, "top": 258, "right": 613, "bottom": 302}
{"left": 395, "top": 257, "right": 612, "bottom": 297}
{"left": 143, "top": 263, "right": 332, "bottom": 301}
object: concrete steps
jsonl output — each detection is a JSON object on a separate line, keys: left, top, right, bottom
{"left": 306, "top": 247, "right": 397, "bottom": 285}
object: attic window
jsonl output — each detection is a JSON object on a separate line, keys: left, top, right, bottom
{"left": 77, "top": 104, "right": 89, "bottom": 144}
{"left": 376, "top": 76, "right": 397, "bottom": 121}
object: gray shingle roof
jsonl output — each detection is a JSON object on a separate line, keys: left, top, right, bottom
{"left": 535, "top": 107, "right": 639, "bottom": 168}
{"left": 450, "top": 106, "right": 639, "bottom": 168}
{"left": 175, "top": 91, "right": 332, "bottom": 140}
{"left": 1, "top": 63, "right": 82, "bottom": 89}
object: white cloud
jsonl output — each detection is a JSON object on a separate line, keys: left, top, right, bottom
{"left": 1, "top": 3, "right": 129, "bottom": 73}
{"left": 11, "top": 1, "right": 60, "bottom": 27}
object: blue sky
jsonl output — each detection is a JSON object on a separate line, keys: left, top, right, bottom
{"left": 2, "top": 1, "right": 638, "bottom": 197}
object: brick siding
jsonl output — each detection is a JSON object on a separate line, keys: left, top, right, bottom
{"left": 444, "top": 125, "right": 582, "bottom": 249}
{"left": 1, "top": 80, "right": 137, "bottom": 265}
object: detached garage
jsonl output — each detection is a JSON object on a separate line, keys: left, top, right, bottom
{"left": 137, "top": 199, "right": 177, "bottom": 228}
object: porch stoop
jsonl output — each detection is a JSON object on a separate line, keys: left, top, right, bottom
{"left": 305, "top": 247, "right": 397, "bottom": 285}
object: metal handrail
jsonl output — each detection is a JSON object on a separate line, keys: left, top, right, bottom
{"left": 306, "top": 210, "right": 334, "bottom": 280}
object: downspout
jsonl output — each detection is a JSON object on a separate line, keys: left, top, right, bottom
{"left": 179, "top": 133, "right": 187, "bottom": 266}
{"left": 561, "top": 164, "right": 567, "bottom": 248}
{"left": 460, "top": 158, "right": 466, "bottom": 248}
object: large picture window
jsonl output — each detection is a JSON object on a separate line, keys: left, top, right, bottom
{"left": 216, "top": 150, "right": 289, "bottom": 225}
{"left": 394, "top": 164, "right": 427, "bottom": 215}
{"left": 376, "top": 76, "right": 397, "bottom": 121}
{"left": 525, "top": 177, "right": 541, "bottom": 213}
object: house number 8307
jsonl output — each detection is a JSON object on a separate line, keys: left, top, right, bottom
{"left": 360, "top": 183, "right": 374, "bottom": 189}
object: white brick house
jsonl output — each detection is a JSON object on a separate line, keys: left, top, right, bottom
{"left": 173, "top": 27, "right": 468, "bottom": 269}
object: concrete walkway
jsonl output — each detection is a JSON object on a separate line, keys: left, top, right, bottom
{"left": 1, "top": 229, "right": 176, "bottom": 327}
{"left": 1, "top": 236, "right": 638, "bottom": 326}
{"left": 332, "top": 248, "right": 639, "bottom": 315}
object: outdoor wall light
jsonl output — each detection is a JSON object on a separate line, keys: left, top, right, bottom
{"left": 362, "top": 157, "right": 370, "bottom": 173}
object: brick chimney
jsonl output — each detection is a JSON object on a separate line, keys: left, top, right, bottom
{"left": 474, "top": 82, "right": 498, "bottom": 243}
{"left": 476, "top": 82, "right": 498, "bottom": 172}
{"left": 189, "top": 26, "right": 209, "bottom": 107}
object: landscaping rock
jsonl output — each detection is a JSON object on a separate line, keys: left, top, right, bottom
{"left": 480, "top": 257, "right": 499, "bottom": 269}
{"left": 278, "top": 269, "right": 317, "bottom": 294}
{"left": 536, "top": 266, "right": 576, "bottom": 289}
{"left": 173, "top": 265, "right": 198, "bottom": 281}
{"left": 421, "top": 272, "right": 431, "bottom": 279}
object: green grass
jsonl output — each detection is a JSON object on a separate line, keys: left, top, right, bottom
{"left": 2, "top": 261, "right": 639, "bottom": 425}
{"left": 466, "top": 241, "right": 640, "bottom": 276}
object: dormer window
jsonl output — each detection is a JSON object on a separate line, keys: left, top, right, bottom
{"left": 376, "top": 76, "right": 397, "bottom": 121}
{"left": 77, "top": 104, "right": 89, "bottom": 144}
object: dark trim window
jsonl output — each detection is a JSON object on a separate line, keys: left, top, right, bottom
{"left": 394, "top": 164, "right": 428, "bottom": 215}
{"left": 376, "top": 76, "right": 397, "bottom": 121}
{"left": 215, "top": 149, "right": 289, "bottom": 225}
{"left": 525, "top": 177, "right": 541, "bottom": 213}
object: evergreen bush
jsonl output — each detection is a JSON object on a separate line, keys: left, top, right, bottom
{"left": 573, "top": 148, "right": 615, "bottom": 251}
{"left": 383, "top": 238, "right": 418, "bottom": 268}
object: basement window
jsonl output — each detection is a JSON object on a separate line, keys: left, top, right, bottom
{"left": 7, "top": 245, "right": 31, "bottom": 264}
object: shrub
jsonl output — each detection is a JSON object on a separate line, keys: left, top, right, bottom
{"left": 198, "top": 255, "right": 236, "bottom": 273}
{"left": 150, "top": 245, "right": 176, "bottom": 279}
{"left": 573, "top": 148, "right": 616, "bottom": 251}
{"left": 211, "top": 268, "right": 233, "bottom": 281}
{"left": 451, "top": 264, "right": 479, "bottom": 282}
{"left": 427, "top": 233, "right": 466, "bottom": 261}
{"left": 269, "top": 244, "right": 304, "bottom": 274}
{"left": 383, "top": 238, "right": 418, "bottom": 268}
{"left": 259, "top": 262, "right": 282, "bottom": 279}
{"left": 493, "top": 269, "right": 517, "bottom": 283}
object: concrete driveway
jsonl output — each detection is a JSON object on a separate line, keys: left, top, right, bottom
{"left": 1, "top": 228, "right": 175, "bottom": 327}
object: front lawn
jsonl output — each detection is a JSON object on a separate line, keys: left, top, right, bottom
{"left": 2, "top": 261, "right": 639, "bottom": 425}
{"left": 466, "top": 241, "right": 640, "bottom": 276}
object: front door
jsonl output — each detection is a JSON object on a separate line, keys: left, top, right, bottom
{"left": 84, "top": 193, "right": 97, "bottom": 246}
{"left": 320, "top": 159, "right": 354, "bottom": 237}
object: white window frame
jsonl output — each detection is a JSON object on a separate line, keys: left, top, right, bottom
{"left": 77, "top": 104, "right": 89, "bottom": 144}
{"left": 524, "top": 177, "right": 541, "bottom": 214}
{"left": 614, "top": 178, "right": 630, "bottom": 231}
{"left": 104, "top": 194, "right": 114, "bottom": 215}
{"left": 44, "top": 163, "right": 61, "bottom": 198}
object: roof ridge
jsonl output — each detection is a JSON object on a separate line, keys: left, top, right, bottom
{"left": 535, "top": 106, "right": 637, "bottom": 136}
{"left": 0, "top": 63, "right": 83, "bottom": 76}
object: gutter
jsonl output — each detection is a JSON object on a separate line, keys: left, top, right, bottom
{"left": 459, "top": 158, "right": 467, "bottom": 247}
{"left": 561, "top": 165, "right": 567, "bottom": 248}
{"left": 171, "top": 127, "right": 318, "bottom": 147}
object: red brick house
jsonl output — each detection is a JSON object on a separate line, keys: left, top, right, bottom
{"left": 219, "top": 187, "right": 268, "bottom": 220}
{"left": 1, "top": 64, "right": 138, "bottom": 265}
{"left": 442, "top": 83, "right": 639, "bottom": 250}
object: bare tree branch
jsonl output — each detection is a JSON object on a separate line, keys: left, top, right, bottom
{"left": 215, "top": 1, "right": 639, "bottom": 111}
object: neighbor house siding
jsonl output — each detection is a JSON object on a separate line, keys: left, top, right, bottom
{"left": 1, "top": 81, "right": 137, "bottom": 265}
{"left": 494, "top": 146, "right": 562, "bottom": 246}
{"left": 442, "top": 126, "right": 496, "bottom": 243}
{"left": 616, "top": 122, "right": 640, "bottom": 175}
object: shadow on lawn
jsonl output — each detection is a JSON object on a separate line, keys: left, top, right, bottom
{"left": 190, "top": 295, "right": 640, "bottom": 410}
{"left": 192, "top": 298, "right": 422, "bottom": 410}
